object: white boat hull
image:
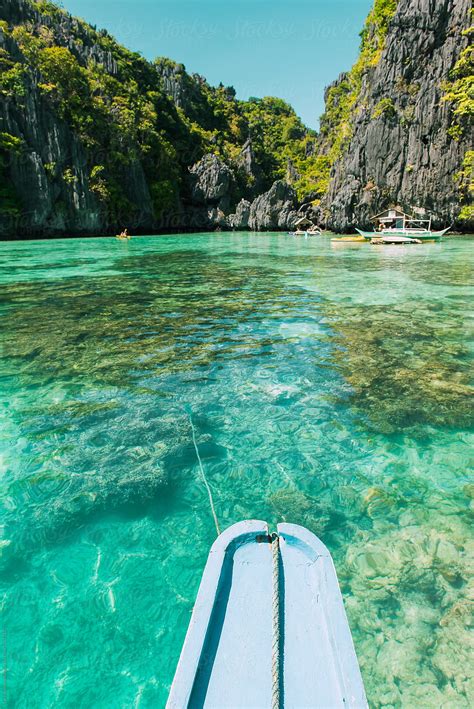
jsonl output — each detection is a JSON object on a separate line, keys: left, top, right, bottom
{"left": 167, "top": 521, "right": 367, "bottom": 708}
{"left": 356, "top": 228, "right": 449, "bottom": 241}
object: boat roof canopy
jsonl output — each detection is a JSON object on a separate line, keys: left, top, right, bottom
{"left": 370, "top": 207, "right": 413, "bottom": 222}
{"left": 294, "top": 216, "right": 314, "bottom": 228}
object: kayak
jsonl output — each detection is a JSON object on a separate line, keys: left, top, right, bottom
{"left": 167, "top": 520, "right": 367, "bottom": 708}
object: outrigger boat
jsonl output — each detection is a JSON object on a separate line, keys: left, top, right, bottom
{"left": 289, "top": 216, "right": 322, "bottom": 237}
{"left": 289, "top": 228, "right": 322, "bottom": 237}
{"left": 356, "top": 208, "right": 449, "bottom": 242}
{"left": 357, "top": 226, "right": 448, "bottom": 242}
{"left": 167, "top": 521, "right": 367, "bottom": 708}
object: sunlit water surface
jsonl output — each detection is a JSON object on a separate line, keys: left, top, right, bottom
{"left": 1, "top": 233, "right": 473, "bottom": 708}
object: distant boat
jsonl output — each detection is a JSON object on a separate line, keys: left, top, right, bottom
{"left": 289, "top": 229, "right": 319, "bottom": 237}
{"left": 289, "top": 216, "right": 322, "bottom": 237}
{"left": 167, "top": 520, "right": 368, "bottom": 709}
{"left": 116, "top": 229, "right": 131, "bottom": 240}
{"left": 289, "top": 227, "right": 322, "bottom": 237}
{"left": 357, "top": 227, "right": 448, "bottom": 242}
{"left": 356, "top": 207, "right": 449, "bottom": 241}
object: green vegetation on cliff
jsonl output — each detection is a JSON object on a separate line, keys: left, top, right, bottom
{"left": 0, "top": 2, "right": 315, "bottom": 221}
{"left": 455, "top": 151, "right": 474, "bottom": 222}
{"left": 442, "top": 11, "right": 474, "bottom": 222}
{"left": 3, "top": 19, "right": 202, "bottom": 218}
{"left": 0, "top": 0, "right": 403, "bottom": 221}
{"left": 0, "top": 0, "right": 471, "bottom": 233}
{"left": 0, "top": 131, "right": 22, "bottom": 216}
{"left": 442, "top": 14, "right": 474, "bottom": 137}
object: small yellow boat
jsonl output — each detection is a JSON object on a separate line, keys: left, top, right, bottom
{"left": 331, "top": 236, "right": 367, "bottom": 243}
{"left": 116, "top": 230, "right": 131, "bottom": 240}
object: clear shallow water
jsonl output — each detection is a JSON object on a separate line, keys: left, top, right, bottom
{"left": 0, "top": 233, "right": 473, "bottom": 708}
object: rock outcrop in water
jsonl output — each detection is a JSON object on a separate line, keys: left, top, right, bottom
{"left": 0, "top": 0, "right": 472, "bottom": 237}
{"left": 227, "top": 199, "right": 251, "bottom": 230}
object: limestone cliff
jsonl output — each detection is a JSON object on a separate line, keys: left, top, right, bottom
{"left": 320, "top": 0, "right": 473, "bottom": 231}
{"left": 0, "top": 0, "right": 316, "bottom": 237}
{"left": 0, "top": 0, "right": 472, "bottom": 237}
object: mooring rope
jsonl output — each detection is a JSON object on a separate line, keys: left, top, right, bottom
{"left": 271, "top": 532, "right": 281, "bottom": 709}
{"left": 188, "top": 413, "right": 221, "bottom": 537}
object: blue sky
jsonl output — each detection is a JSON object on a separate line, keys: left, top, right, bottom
{"left": 63, "top": 0, "right": 373, "bottom": 129}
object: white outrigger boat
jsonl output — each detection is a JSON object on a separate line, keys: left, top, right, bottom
{"left": 357, "top": 226, "right": 449, "bottom": 243}
{"left": 289, "top": 227, "right": 322, "bottom": 237}
{"left": 289, "top": 216, "right": 322, "bottom": 237}
{"left": 356, "top": 208, "right": 449, "bottom": 242}
{"left": 167, "top": 521, "right": 367, "bottom": 708}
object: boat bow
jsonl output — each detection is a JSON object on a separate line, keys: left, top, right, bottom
{"left": 167, "top": 520, "right": 367, "bottom": 708}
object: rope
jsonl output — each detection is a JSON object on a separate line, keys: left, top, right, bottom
{"left": 188, "top": 413, "right": 221, "bottom": 537}
{"left": 271, "top": 533, "right": 281, "bottom": 709}
{"left": 188, "top": 409, "right": 281, "bottom": 702}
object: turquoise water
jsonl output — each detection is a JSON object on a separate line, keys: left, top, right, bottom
{"left": 0, "top": 233, "right": 473, "bottom": 708}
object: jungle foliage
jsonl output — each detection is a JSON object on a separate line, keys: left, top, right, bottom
{"left": 0, "top": 2, "right": 318, "bottom": 214}
{"left": 442, "top": 12, "right": 474, "bottom": 221}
